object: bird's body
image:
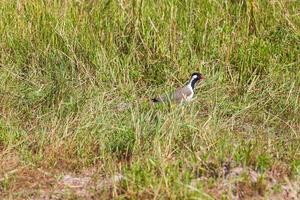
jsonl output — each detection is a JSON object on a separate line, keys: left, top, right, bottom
{"left": 152, "top": 72, "right": 204, "bottom": 104}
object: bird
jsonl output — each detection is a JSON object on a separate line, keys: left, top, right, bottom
{"left": 152, "top": 72, "right": 205, "bottom": 104}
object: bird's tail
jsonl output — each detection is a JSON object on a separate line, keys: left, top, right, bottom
{"left": 151, "top": 98, "right": 160, "bottom": 103}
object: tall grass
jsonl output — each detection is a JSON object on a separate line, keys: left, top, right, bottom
{"left": 0, "top": 0, "right": 300, "bottom": 198}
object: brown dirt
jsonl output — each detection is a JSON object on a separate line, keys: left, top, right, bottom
{"left": 0, "top": 152, "right": 124, "bottom": 200}
{"left": 1, "top": 152, "right": 299, "bottom": 199}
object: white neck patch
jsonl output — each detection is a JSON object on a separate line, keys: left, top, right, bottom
{"left": 189, "top": 75, "right": 198, "bottom": 84}
{"left": 192, "top": 75, "right": 198, "bottom": 80}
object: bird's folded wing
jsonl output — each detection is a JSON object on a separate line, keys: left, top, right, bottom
{"left": 173, "top": 86, "right": 192, "bottom": 103}
{"left": 153, "top": 86, "right": 192, "bottom": 103}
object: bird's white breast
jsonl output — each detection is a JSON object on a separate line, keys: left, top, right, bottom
{"left": 185, "top": 85, "right": 194, "bottom": 101}
{"left": 185, "top": 91, "right": 193, "bottom": 101}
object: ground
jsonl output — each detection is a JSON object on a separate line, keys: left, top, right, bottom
{"left": 0, "top": 0, "right": 300, "bottom": 199}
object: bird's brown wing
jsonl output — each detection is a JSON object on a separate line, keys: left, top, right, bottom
{"left": 152, "top": 86, "right": 192, "bottom": 103}
{"left": 173, "top": 86, "right": 192, "bottom": 103}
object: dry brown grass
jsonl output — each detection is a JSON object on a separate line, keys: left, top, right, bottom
{"left": 0, "top": 149, "right": 299, "bottom": 199}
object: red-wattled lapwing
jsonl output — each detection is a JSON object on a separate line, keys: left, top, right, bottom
{"left": 152, "top": 72, "right": 205, "bottom": 104}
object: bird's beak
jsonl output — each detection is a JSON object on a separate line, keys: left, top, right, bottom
{"left": 201, "top": 75, "right": 205, "bottom": 80}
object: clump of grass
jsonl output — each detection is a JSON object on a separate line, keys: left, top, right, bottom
{"left": 0, "top": 0, "right": 299, "bottom": 198}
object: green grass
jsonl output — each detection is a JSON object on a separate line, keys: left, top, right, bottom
{"left": 0, "top": 0, "right": 300, "bottom": 199}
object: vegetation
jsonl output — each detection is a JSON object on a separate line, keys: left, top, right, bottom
{"left": 0, "top": 0, "right": 299, "bottom": 199}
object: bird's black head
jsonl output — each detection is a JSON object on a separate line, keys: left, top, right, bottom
{"left": 190, "top": 72, "right": 205, "bottom": 89}
{"left": 191, "top": 72, "right": 205, "bottom": 81}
